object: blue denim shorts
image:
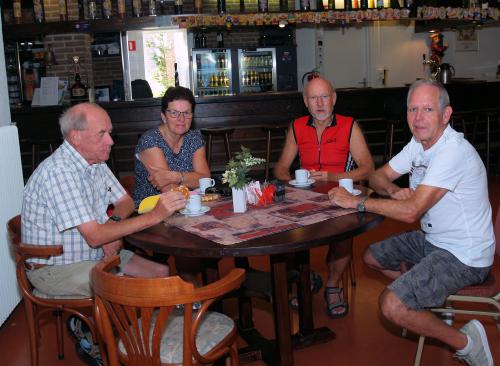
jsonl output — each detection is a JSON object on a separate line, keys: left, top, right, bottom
{"left": 369, "top": 231, "right": 491, "bottom": 310}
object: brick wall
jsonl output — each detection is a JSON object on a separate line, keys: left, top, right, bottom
{"left": 44, "top": 33, "right": 93, "bottom": 101}
{"left": 92, "top": 55, "right": 122, "bottom": 88}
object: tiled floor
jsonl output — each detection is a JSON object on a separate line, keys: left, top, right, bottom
{"left": 1, "top": 178, "right": 499, "bottom": 366}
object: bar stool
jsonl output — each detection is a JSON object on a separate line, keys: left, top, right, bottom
{"left": 261, "top": 123, "right": 289, "bottom": 181}
{"left": 29, "top": 138, "right": 60, "bottom": 174}
{"left": 200, "top": 127, "right": 234, "bottom": 168}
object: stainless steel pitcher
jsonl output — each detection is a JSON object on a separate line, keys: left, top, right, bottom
{"left": 439, "top": 63, "right": 455, "bottom": 84}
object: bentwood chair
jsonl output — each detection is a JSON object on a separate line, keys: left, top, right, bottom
{"left": 91, "top": 255, "right": 245, "bottom": 366}
{"left": 7, "top": 215, "right": 97, "bottom": 366}
{"left": 405, "top": 208, "right": 500, "bottom": 366}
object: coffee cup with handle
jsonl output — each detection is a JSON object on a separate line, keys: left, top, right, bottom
{"left": 339, "top": 178, "right": 354, "bottom": 194}
{"left": 199, "top": 177, "right": 216, "bottom": 194}
{"left": 295, "top": 169, "right": 310, "bottom": 184}
{"left": 186, "top": 193, "right": 202, "bottom": 213}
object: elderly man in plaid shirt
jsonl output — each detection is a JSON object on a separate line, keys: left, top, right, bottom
{"left": 21, "top": 102, "right": 186, "bottom": 298}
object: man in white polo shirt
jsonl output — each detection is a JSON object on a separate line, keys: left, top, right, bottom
{"left": 329, "top": 79, "right": 495, "bottom": 366}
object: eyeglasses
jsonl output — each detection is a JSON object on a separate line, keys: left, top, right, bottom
{"left": 166, "top": 109, "right": 193, "bottom": 119}
{"left": 307, "top": 95, "right": 332, "bottom": 103}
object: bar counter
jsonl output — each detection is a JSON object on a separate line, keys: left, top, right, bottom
{"left": 12, "top": 81, "right": 500, "bottom": 178}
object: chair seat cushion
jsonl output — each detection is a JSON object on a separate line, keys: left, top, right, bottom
{"left": 455, "top": 272, "right": 497, "bottom": 297}
{"left": 33, "top": 288, "right": 89, "bottom": 300}
{"left": 118, "top": 310, "right": 235, "bottom": 364}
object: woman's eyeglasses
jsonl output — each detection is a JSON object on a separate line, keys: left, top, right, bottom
{"left": 166, "top": 110, "right": 193, "bottom": 119}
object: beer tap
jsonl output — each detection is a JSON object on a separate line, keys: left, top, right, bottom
{"left": 422, "top": 54, "right": 440, "bottom": 80}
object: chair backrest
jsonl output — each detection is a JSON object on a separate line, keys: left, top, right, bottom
{"left": 91, "top": 256, "right": 245, "bottom": 366}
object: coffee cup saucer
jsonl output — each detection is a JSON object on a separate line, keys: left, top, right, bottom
{"left": 289, "top": 178, "right": 315, "bottom": 187}
{"left": 352, "top": 189, "right": 362, "bottom": 196}
{"left": 180, "top": 206, "right": 210, "bottom": 217}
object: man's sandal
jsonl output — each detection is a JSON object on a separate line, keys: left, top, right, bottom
{"left": 289, "top": 271, "right": 323, "bottom": 310}
{"left": 324, "top": 286, "right": 349, "bottom": 319}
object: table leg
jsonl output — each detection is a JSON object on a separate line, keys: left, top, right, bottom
{"left": 293, "top": 250, "right": 336, "bottom": 349}
{"left": 270, "top": 254, "right": 294, "bottom": 366}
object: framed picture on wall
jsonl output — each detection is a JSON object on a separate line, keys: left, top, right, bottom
{"left": 95, "top": 86, "right": 110, "bottom": 102}
{"left": 456, "top": 28, "right": 479, "bottom": 52}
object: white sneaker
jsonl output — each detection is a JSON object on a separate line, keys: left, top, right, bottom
{"left": 455, "top": 320, "right": 493, "bottom": 366}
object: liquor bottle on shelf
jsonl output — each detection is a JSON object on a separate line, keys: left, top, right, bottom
{"left": 13, "top": 0, "right": 22, "bottom": 24}
{"left": 376, "top": 0, "right": 384, "bottom": 8}
{"left": 33, "top": 0, "right": 45, "bottom": 23}
{"left": 360, "top": 0, "right": 368, "bottom": 9}
{"left": 148, "top": 0, "right": 157, "bottom": 15}
{"left": 102, "top": 0, "right": 112, "bottom": 18}
{"left": 174, "top": 0, "right": 183, "bottom": 14}
{"left": 132, "top": 0, "right": 141, "bottom": 16}
{"left": 59, "top": 0, "right": 68, "bottom": 21}
{"left": 77, "top": 0, "right": 85, "bottom": 20}
{"left": 118, "top": 0, "right": 126, "bottom": 18}
{"left": 344, "top": 0, "right": 352, "bottom": 10}
{"left": 216, "top": 31, "right": 224, "bottom": 48}
{"left": 70, "top": 56, "right": 87, "bottom": 104}
{"left": 389, "top": 0, "right": 400, "bottom": 8}
{"left": 200, "top": 31, "right": 207, "bottom": 48}
{"left": 217, "top": 0, "right": 226, "bottom": 14}
{"left": 301, "top": 0, "right": 310, "bottom": 10}
{"left": 280, "top": 0, "right": 289, "bottom": 10}
{"left": 88, "top": 0, "right": 97, "bottom": 19}
{"left": 195, "top": 33, "right": 201, "bottom": 48}
{"left": 174, "top": 63, "right": 179, "bottom": 87}
{"left": 259, "top": 0, "right": 269, "bottom": 11}
{"left": 195, "top": 0, "right": 202, "bottom": 13}
{"left": 328, "top": 0, "right": 335, "bottom": 8}
{"left": 240, "top": 0, "right": 245, "bottom": 12}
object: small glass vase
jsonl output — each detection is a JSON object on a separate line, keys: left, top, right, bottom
{"left": 232, "top": 187, "right": 247, "bottom": 213}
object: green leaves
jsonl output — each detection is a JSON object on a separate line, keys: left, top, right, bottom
{"left": 221, "top": 146, "right": 265, "bottom": 189}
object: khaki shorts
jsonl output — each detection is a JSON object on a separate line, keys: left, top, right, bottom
{"left": 27, "top": 249, "right": 134, "bottom": 298}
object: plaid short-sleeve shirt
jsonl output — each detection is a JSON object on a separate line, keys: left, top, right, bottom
{"left": 21, "top": 141, "right": 126, "bottom": 265}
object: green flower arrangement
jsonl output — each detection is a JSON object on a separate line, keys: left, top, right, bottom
{"left": 222, "top": 146, "right": 265, "bottom": 190}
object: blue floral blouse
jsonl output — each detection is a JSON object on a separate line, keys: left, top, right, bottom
{"left": 133, "top": 128, "right": 204, "bottom": 206}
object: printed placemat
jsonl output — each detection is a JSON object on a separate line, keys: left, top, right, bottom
{"left": 165, "top": 187, "right": 356, "bottom": 245}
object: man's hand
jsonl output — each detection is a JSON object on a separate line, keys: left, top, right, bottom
{"left": 102, "top": 239, "right": 123, "bottom": 257}
{"left": 151, "top": 191, "right": 186, "bottom": 221}
{"left": 148, "top": 166, "right": 180, "bottom": 190}
{"left": 328, "top": 186, "right": 362, "bottom": 209}
{"left": 309, "top": 170, "right": 331, "bottom": 182}
{"left": 388, "top": 187, "right": 414, "bottom": 200}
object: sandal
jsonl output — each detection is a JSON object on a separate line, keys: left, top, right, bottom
{"left": 324, "top": 286, "right": 349, "bottom": 319}
{"left": 289, "top": 271, "right": 323, "bottom": 310}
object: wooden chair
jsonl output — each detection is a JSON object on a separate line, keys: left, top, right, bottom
{"left": 90, "top": 255, "right": 245, "bottom": 366}
{"left": 404, "top": 208, "right": 500, "bottom": 366}
{"left": 7, "top": 215, "right": 97, "bottom": 366}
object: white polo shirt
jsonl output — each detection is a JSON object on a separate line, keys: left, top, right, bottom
{"left": 389, "top": 125, "right": 495, "bottom": 267}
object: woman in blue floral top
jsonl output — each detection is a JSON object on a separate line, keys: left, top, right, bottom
{"left": 134, "top": 86, "right": 210, "bottom": 206}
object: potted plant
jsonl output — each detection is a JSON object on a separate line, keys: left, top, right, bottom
{"left": 222, "top": 146, "right": 265, "bottom": 213}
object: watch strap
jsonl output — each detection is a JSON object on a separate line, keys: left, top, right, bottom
{"left": 357, "top": 196, "right": 369, "bottom": 213}
{"left": 109, "top": 215, "right": 122, "bottom": 222}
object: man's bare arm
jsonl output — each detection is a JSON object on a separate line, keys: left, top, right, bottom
{"left": 273, "top": 125, "right": 296, "bottom": 181}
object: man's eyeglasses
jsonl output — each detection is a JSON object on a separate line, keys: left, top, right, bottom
{"left": 308, "top": 95, "right": 332, "bottom": 103}
{"left": 166, "top": 109, "right": 193, "bottom": 119}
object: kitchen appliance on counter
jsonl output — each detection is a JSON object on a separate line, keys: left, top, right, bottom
{"left": 191, "top": 45, "right": 297, "bottom": 97}
{"left": 439, "top": 63, "right": 455, "bottom": 84}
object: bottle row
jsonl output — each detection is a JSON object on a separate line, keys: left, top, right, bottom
{"left": 2, "top": 0, "right": 188, "bottom": 24}
{"left": 197, "top": 72, "right": 230, "bottom": 88}
{"left": 195, "top": 54, "right": 230, "bottom": 70}
{"left": 242, "top": 71, "right": 272, "bottom": 86}
{"left": 242, "top": 55, "right": 273, "bottom": 68}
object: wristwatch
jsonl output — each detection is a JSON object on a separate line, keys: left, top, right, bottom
{"left": 357, "top": 197, "right": 369, "bottom": 213}
{"left": 108, "top": 215, "right": 122, "bottom": 222}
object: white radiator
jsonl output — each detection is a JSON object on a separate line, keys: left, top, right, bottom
{"left": 0, "top": 125, "right": 24, "bottom": 326}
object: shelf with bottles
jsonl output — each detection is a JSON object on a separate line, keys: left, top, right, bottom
{"left": 171, "top": 7, "right": 500, "bottom": 29}
{"left": 198, "top": 86, "right": 231, "bottom": 97}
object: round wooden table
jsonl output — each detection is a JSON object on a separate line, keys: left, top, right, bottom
{"left": 126, "top": 182, "right": 383, "bottom": 366}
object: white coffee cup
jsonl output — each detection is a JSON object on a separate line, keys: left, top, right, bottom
{"left": 186, "top": 193, "right": 202, "bottom": 212}
{"left": 339, "top": 178, "right": 354, "bottom": 194}
{"left": 295, "top": 169, "right": 310, "bottom": 184}
{"left": 199, "top": 177, "right": 216, "bottom": 194}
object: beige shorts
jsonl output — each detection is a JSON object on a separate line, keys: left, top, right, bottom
{"left": 27, "top": 249, "right": 134, "bottom": 298}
